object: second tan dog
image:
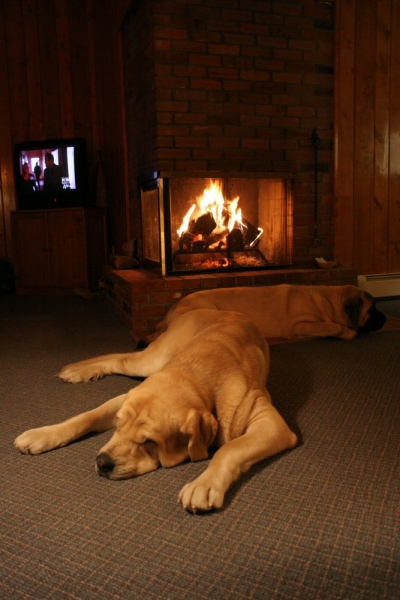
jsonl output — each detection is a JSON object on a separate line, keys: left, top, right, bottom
{"left": 14, "top": 309, "right": 297, "bottom": 513}
{"left": 141, "top": 284, "right": 386, "bottom": 346}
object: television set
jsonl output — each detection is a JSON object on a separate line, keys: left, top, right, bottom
{"left": 14, "top": 138, "right": 90, "bottom": 210}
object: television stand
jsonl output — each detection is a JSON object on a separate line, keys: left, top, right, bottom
{"left": 11, "top": 208, "right": 107, "bottom": 294}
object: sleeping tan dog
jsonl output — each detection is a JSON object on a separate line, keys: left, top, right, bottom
{"left": 141, "top": 284, "right": 386, "bottom": 346}
{"left": 14, "top": 309, "right": 297, "bottom": 513}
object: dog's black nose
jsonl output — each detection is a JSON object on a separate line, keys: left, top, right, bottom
{"left": 359, "top": 307, "right": 387, "bottom": 333}
{"left": 96, "top": 452, "right": 115, "bottom": 476}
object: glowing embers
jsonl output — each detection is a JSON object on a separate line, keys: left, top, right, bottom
{"left": 174, "top": 180, "right": 266, "bottom": 271}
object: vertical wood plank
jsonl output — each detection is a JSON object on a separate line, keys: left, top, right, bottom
{"left": 22, "top": 0, "right": 44, "bottom": 140}
{"left": 4, "top": 0, "right": 30, "bottom": 143}
{"left": 0, "top": 0, "right": 17, "bottom": 259}
{"left": 91, "top": 1, "right": 129, "bottom": 250}
{"left": 68, "top": 0, "right": 93, "bottom": 146}
{"left": 86, "top": 0, "right": 99, "bottom": 155}
{"left": 334, "top": 0, "right": 356, "bottom": 267}
{"left": 117, "top": 21, "right": 132, "bottom": 242}
{"left": 36, "top": 0, "right": 62, "bottom": 138}
{"left": 106, "top": 3, "right": 130, "bottom": 248}
{"left": 352, "top": 0, "right": 376, "bottom": 273}
{"left": 388, "top": 0, "right": 400, "bottom": 271}
{"left": 55, "top": 0, "right": 74, "bottom": 137}
{"left": 372, "top": 0, "right": 391, "bottom": 273}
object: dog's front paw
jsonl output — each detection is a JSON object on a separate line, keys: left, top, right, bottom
{"left": 339, "top": 327, "right": 359, "bottom": 340}
{"left": 14, "top": 427, "right": 58, "bottom": 455}
{"left": 58, "top": 362, "right": 105, "bottom": 383}
{"left": 178, "top": 476, "right": 225, "bottom": 513}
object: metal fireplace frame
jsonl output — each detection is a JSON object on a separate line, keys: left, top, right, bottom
{"left": 140, "top": 171, "right": 293, "bottom": 276}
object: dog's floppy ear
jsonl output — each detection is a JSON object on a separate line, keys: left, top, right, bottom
{"left": 180, "top": 409, "right": 218, "bottom": 462}
{"left": 344, "top": 296, "right": 363, "bottom": 329}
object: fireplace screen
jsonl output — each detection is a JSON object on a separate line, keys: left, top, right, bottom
{"left": 141, "top": 174, "right": 292, "bottom": 275}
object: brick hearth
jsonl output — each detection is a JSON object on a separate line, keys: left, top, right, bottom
{"left": 104, "top": 266, "right": 357, "bottom": 341}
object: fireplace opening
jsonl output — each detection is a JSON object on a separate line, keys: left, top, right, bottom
{"left": 140, "top": 173, "right": 293, "bottom": 276}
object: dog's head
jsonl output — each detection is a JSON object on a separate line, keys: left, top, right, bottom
{"left": 95, "top": 389, "right": 218, "bottom": 480}
{"left": 344, "top": 288, "right": 386, "bottom": 334}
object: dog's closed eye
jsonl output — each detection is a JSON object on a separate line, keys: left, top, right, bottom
{"left": 134, "top": 428, "right": 156, "bottom": 445}
{"left": 140, "top": 437, "right": 155, "bottom": 445}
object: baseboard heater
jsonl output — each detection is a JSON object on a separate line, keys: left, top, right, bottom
{"left": 358, "top": 273, "right": 400, "bottom": 298}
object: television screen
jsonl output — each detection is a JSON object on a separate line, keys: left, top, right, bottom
{"left": 14, "top": 138, "right": 90, "bottom": 210}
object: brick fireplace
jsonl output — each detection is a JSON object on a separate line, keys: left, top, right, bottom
{"left": 104, "top": 0, "right": 352, "bottom": 340}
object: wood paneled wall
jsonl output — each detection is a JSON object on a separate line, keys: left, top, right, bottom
{"left": 0, "top": 0, "right": 131, "bottom": 261}
{"left": 335, "top": 0, "right": 400, "bottom": 274}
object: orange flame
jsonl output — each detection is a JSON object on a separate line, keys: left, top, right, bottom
{"left": 177, "top": 203, "right": 196, "bottom": 237}
{"left": 177, "top": 180, "right": 245, "bottom": 237}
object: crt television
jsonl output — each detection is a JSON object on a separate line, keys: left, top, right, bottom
{"left": 14, "top": 138, "right": 90, "bottom": 210}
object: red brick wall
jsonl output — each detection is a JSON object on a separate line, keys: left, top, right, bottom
{"left": 122, "top": 0, "right": 335, "bottom": 268}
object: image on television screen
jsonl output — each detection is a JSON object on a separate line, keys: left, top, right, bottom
{"left": 14, "top": 138, "right": 89, "bottom": 210}
{"left": 17, "top": 145, "right": 77, "bottom": 195}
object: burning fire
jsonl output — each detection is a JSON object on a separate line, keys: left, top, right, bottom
{"left": 177, "top": 180, "right": 263, "bottom": 250}
{"left": 177, "top": 204, "right": 196, "bottom": 238}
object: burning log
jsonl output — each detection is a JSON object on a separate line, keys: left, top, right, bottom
{"left": 192, "top": 240, "right": 207, "bottom": 251}
{"left": 227, "top": 228, "right": 245, "bottom": 251}
{"left": 179, "top": 231, "right": 196, "bottom": 251}
{"left": 190, "top": 212, "right": 216, "bottom": 236}
{"left": 205, "top": 230, "right": 228, "bottom": 249}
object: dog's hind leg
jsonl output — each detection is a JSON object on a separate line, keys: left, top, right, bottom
{"left": 14, "top": 394, "right": 126, "bottom": 455}
{"left": 58, "top": 312, "right": 199, "bottom": 383}
{"left": 58, "top": 338, "right": 176, "bottom": 383}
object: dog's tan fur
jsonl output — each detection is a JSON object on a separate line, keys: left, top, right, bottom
{"left": 14, "top": 309, "right": 297, "bottom": 513}
{"left": 143, "top": 284, "right": 386, "bottom": 345}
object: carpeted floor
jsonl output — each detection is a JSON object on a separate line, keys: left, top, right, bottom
{"left": 1, "top": 293, "right": 399, "bottom": 599}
